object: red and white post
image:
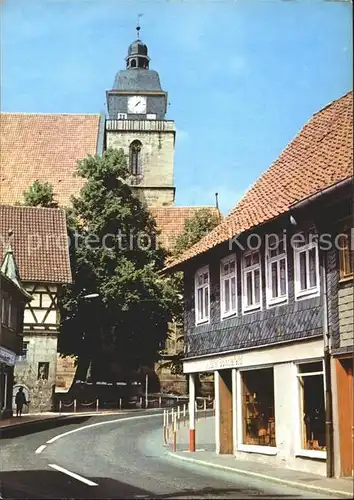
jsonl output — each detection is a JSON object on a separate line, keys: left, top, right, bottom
{"left": 166, "top": 409, "right": 170, "bottom": 441}
{"left": 189, "top": 373, "right": 196, "bottom": 452}
{"left": 163, "top": 409, "right": 167, "bottom": 444}
{"left": 172, "top": 414, "right": 177, "bottom": 452}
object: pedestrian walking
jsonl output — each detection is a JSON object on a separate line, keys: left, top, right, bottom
{"left": 15, "top": 387, "right": 27, "bottom": 417}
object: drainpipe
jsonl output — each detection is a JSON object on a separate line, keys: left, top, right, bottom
{"left": 321, "top": 250, "right": 334, "bottom": 478}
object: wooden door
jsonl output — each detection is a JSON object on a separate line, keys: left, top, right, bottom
{"left": 336, "top": 357, "right": 354, "bottom": 477}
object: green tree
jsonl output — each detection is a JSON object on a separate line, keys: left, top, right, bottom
{"left": 172, "top": 207, "right": 221, "bottom": 257}
{"left": 23, "top": 180, "right": 58, "bottom": 207}
{"left": 58, "top": 148, "right": 181, "bottom": 386}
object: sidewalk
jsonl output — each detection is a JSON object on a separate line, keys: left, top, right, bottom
{"left": 0, "top": 410, "right": 127, "bottom": 432}
{"left": 167, "top": 415, "right": 353, "bottom": 498}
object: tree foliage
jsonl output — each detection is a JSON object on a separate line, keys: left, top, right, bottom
{"left": 172, "top": 208, "right": 221, "bottom": 257}
{"left": 58, "top": 148, "right": 182, "bottom": 384}
{"left": 23, "top": 180, "right": 58, "bottom": 208}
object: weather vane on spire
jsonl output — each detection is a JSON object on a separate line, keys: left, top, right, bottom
{"left": 136, "top": 13, "right": 143, "bottom": 39}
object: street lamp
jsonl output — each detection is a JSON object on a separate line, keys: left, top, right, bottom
{"left": 82, "top": 293, "right": 99, "bottom": 300}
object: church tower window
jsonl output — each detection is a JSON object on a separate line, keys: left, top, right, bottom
{"left": 129, "top": 140, "right": 142, "bottom": 176}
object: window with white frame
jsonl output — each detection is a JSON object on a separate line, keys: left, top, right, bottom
{"left": 266, "top": 235, "right": 288, "bottom": 306}
{"left": 220, "top": 255, "right": 237, "bottom": 318}
{"left": 293, "top": 232, "right": 320, "bottom": 299}
{"left": 296, "top": 361, "right": 326, "bottom": 452}
{"left": 242, "top": 250, "right": 261, "bottom": 312}
{"left": 195, "top": 266, "right": 210, "bottom": 324}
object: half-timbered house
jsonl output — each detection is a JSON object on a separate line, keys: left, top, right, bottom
{"left": 0, "top": 205, "right": 72, "bottom": 411}
{"left": 165, "top": 91, "right": 353, "bottom": 477}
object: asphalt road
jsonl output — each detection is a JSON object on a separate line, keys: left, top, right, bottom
{"left": 0, "top": 411, "right": 339, "bottom": 499}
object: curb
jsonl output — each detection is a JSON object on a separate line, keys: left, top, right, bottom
{"left": 168, "top": 452, "right": 353, "bottom": 498}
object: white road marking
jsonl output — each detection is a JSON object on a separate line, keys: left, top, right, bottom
{"left": 48, "top": 463, "right": 98, "bottom": 487}
{"left": 35, "top": 444, "right": 46, "bottom": 454}
{"left": 46, "top": 412, "right": 163, "bottom": 444}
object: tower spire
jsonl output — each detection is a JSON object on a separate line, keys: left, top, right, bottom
{"left": 136, "top": 13, "right": 143, "bottom": 39}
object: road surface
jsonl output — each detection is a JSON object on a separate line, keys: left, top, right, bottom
{"left": 0, "top": 411, "right": 340, "bottom": 499}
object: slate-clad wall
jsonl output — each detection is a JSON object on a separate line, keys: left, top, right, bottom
{"left": 183, "top": 228, "right": 323, "bottom": 358}
{"left": 338, "top": 282, "right": 354, "bottom": 348}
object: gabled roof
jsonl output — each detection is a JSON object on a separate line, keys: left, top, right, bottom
{"left": 0, "top": 113, "right": 100, "bottom": 206}
{"left": 165, "top": 90, "right": 353, "bottom": 270}
{"left": 150, "top": 206, "right": 221, "bottom": 251}
{"left": 0, "top": 205, "right": 72, "bottom": 284}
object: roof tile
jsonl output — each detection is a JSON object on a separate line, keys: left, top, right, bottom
{"left": 0, "top": 205, "right": 72, "bottom": 283}
{"left": 0, "top": 113, "right": 100, "bottom": 206}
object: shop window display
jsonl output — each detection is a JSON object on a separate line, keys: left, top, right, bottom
{"left": 297, "top": 361, "right": 326, "bottom": 451}
{"left": 241, "top": 368, "right": 276, "bottom": 447}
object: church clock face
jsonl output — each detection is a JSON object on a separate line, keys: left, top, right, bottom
{"left": 128, "top": 95, "right": 147, "bottom": 114}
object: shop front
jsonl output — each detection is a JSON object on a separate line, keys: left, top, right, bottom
{"left": 184, "top": 338, "right": 327, "bottom": 476}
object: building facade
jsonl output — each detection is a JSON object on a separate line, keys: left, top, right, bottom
{"left": 0, "top": 242, "right": 31, "bottom": 418}
{"left": 0, "top": 206, "right": 72, "bottom": 412}
{"left": 166, "top": 91, "right": 353, "bottom": 477}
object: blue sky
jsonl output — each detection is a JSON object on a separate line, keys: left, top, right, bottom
{"left": 1, "top": 0, "right": 352, "bottom": 214}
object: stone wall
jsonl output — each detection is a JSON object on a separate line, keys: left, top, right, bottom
{"left": 56, "top": 354, "right": 76, "bottom": 392}
{"left": 14, "top": 334, "right": 57, "bottom": 411}
{"left": 106, "top": 127, "right": 175, "bottom": 206}
{"left": 338, "top": 283, "right": 354, "bottom": 348}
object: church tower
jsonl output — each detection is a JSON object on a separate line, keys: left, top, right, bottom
{"left": 105, "top": 26, "right": 176, "bottom": 207}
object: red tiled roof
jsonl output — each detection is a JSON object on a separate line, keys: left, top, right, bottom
{"left": 0, "top": 113, "right": 100, "bottom": 206}
{"left": 150, "top": 206, "right": 221, "bottom": 251}
{"left": 166, "top": 91, "right": 353, "bottom": 269}
{"left": 0, "top": 205, "right": 72, "bottom": 283}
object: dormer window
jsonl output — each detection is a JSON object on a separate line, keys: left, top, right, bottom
{"left": 129, "top": 140, "right": 142, "bottom": 176}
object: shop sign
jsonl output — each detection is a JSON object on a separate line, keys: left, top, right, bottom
{"left": 184, "top": 354, "right": 244, "bottom": 373}
{"left": 0, "top": 346, "right": 16, "bottom": 366}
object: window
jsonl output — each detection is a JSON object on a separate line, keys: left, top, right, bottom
{"left": 1, "top": 294, "right": 9, "bottom": 326}
{"left": 9, "top": 298, "right": 18, "bottom": 330}
{"left": 38, "top": 362, "right": 49, "bottom": 380}
{"left": 241, "top": 368, "right": 276, "bottom": 447}
{"left": 129, "top": 140, "right": 142, "bottom": 176}
{"left": 297, "top": 361, "right": 326, "bottom": 453}
{"left": 294, "top": 232, "right": 320, "bottom": 299}
{"left": 117, "top": 113, "right": 127, "bottom": 120}
{"left": 339, "top": 227, "right": 353, "bottom": 280}
{"left": 195, "top": 266, "right": 210, "bottom": 324}
{"left": 17, "top": 341, "right": 29, "bottom": 361}
{"left": 146, "top": 113, "right": 156, "bottom": 120}
{"left": 242, "top": 251, "right": 261, "bottom": 312}
{"left": 266, "top": 235, "right": 288, "bottom": 306}
{"left": 220, "top": 255, "right": 237, "bottom": 319}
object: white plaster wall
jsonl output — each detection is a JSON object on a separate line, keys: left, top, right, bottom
{"left": 14, "top": 335, "right": 57, "bottom": 411}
